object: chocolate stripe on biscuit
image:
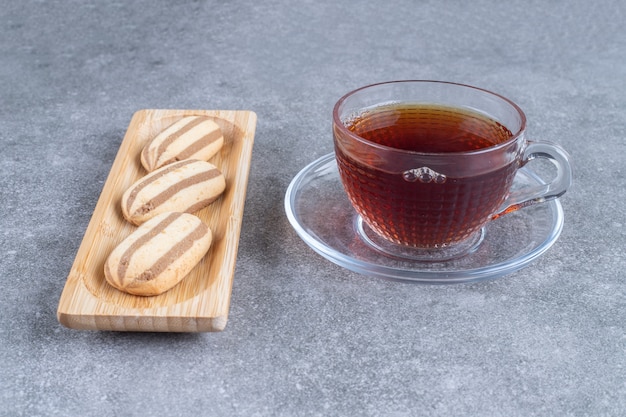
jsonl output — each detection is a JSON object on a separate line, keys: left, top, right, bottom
{"left": 136, "top": 222, "right": 209, "bottom": 282}
{"left": 160, "top": 128, "right": 223, "bottom": 166}
{"left": 155, "top": 117, "right": 209, "bottom": 157}
{"left": 141, "top": 117, "right": 208, "bottom": 168}
{"left": 186, "top": 195, "right": 221, "bottom": 214}
{"left": 116, "top": 212, "right": 181, "bottom": 285}
{"left": 134, "top": 168, "right": 221, "bottom": 216}
{"left": 125, "top": 159, "right": 198, "bottom": 215}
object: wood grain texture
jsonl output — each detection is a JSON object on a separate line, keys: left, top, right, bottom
{"left": 57, "top": 109, "right": 257, "bottom": 332}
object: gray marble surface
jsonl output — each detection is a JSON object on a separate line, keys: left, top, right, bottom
{"left": 2, "top": 0, "right": 625, "bottom": 416}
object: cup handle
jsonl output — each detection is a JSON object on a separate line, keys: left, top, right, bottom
{"left": 492, "top": 141, "right": 573, "bottom": 219}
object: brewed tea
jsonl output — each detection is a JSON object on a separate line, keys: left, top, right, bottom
{"left": 334, "top": 104, "right": 517, "bottom": 248}
{"left": 347, "top": 103, "right": 513, "bottom": 152}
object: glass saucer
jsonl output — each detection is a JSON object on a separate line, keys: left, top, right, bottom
{"left": 284, "top": 153, "right": 565, "bottom": 284}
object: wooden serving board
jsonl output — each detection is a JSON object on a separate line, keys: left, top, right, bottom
{"left": 57, "top": 109, "right": 256, "bottom": 332}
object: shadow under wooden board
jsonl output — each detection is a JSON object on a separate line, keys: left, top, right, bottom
{"left": 57, "top": 109, "right": 257, "bottom": 332}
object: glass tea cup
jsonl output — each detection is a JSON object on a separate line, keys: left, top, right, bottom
{"left": 332, "top": 80, "right": 572, "bottom": 261}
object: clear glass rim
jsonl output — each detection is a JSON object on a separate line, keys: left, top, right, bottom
{"left": 332, "top": 80, "right": 528, "bottom": 157}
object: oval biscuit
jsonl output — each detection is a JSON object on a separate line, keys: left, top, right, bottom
{"left": 121, "top": 159, "right": 226, "bottom": 225}
{"left": 140, "top": 116, "right": 224, "bottom": 172}
{"left": 104, "top": 212, "right": 212, "bottom": 296}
